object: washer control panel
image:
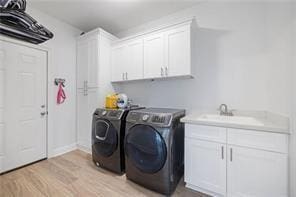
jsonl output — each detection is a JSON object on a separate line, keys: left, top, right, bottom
{"left": 94, "top": 109, "right": 124, "bottom": 120}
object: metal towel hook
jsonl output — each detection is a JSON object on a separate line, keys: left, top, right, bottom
{"left": 54, "top": 78, "right": 66, "bottom": 87}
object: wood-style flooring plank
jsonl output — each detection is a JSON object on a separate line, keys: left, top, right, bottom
{"left": 1, "top": 150, "right": 209, "bottom": 197}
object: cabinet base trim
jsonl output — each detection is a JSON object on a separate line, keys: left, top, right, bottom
{"left": 185, "top": 183, "right": 224, "bottom": 197}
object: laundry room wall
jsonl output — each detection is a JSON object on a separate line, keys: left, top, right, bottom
{"left": 114, "top": 3, "right": 295, "bottom": 196}
{"left": 115, "top": 2, "right": 293, "bottom": 117}
{"left": 26, "top": 7, "right": 82, "bottom": 157}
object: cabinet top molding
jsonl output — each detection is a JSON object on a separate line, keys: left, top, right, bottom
{"left": 77, "top": 27, "right": 118, "bottom": 42}
{"left": 113, "top": 17, "right": 195, "bottom": 44}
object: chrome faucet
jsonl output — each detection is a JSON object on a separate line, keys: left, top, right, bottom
{"left": 219, "top": 104, "right": 233, "bottom": 116}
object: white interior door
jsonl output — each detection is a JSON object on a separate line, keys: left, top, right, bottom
{"left": 0, "top": 40, "right": 47, "bottom": 173}
{"left": 227, "top": 146, "right": 288, "bottom": 197}
{"left": 185, "top": 138, "right": 227, "bottom": 196}
{"left": 143, "top": 33, "right": 164, "bottom": 79}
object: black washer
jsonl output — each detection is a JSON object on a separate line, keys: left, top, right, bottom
{"left": 125, "top": 124, "right": 167, "bottom": 174}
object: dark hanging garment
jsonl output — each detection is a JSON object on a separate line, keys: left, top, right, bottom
{"left": 0, "top": 0, "right": 26, "bottom": 10}
{"left": 0, "top": 0, "right": 54, "bottom": 44}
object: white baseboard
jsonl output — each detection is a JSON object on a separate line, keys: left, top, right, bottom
{"left": 51, "top": 143, "right": 77, "bottom": 157}
{"left": 186, "top": 183, "right": 223, "bottom": 197}
{"left": 77, "top": 143, "right": 91, "bottom": 154}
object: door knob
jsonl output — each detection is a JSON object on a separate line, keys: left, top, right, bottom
{"left": 40, "top": 112, "right": 47, "bottom": 116}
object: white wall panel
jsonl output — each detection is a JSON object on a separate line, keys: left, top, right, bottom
{"left": 26, "top": 7, "right": 82, "bottom": 156}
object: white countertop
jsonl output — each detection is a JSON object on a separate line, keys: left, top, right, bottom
{"left": 181, "top": 110, "right": 290, "bottom": 134}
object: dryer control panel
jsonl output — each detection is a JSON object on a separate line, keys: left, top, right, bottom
{"left": 127, "top": 112, "right": 172, "bottom": 126}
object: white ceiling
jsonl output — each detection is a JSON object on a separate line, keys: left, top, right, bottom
{"left": 29, "top": 0, "right": 200, "bottom": 34}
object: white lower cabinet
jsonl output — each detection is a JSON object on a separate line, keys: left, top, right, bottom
{"left": 184, "top": 125, "right": 288, "bottom": 197}
{"left": 77, "top": 88, "right": 99, "bottom": 149}
{"left": 185, "top": 138, "right": 226, "bottom": 196}
{"left": 227, "top": 146, "right": 288, "bottom": 197}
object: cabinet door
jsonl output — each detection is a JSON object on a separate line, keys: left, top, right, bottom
{"left": 87, "top": 37, "right": 99, "bottom": 88}
{"left": 77, "top": 40, "right": 89, "bottom": 89}
{"left": 164, "top": 25, "right": 191, "bottom": 77}
{"left": 185, "top": 138, "right": 226, "bottom": 196}
{"left": 126, "top": 39, "right": 143, "bottom": 80}
{"left": 77, "top": 88, "right": 99, "bottom": 150}
{"left": 111, "top": 44, "right": 127, "bottom": 82}
{"left": 227, "top": 146, "right": 288, "bottom": 197}
{"left": 143, "top": 33, "right": 164, "bottom": 79}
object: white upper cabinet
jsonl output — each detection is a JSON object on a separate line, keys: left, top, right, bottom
{"left": 77, "top": 39, "right": 89, "bottom": 89}
{"left": 87, "top": 37, "right": 99, "bottom": 88}
{"left": 111, "top": 39, "right": 144, "bottom": 82}
{"left": 111, "top": 19, "right": 193, "bottom": 82}
{"left": 164, "top": 25, "right": 191, "bottom": 77}
{"left": 143, "top": 33, "right": 164, "bottom": 79}
{"left": 111, "top": 44, "right": 128, "bottom": 82}
{"left": 77, "top": 36, "right": 99, "bottom": 89}
{"left": 126, "top": 39, "right": 143, "bottom": 80}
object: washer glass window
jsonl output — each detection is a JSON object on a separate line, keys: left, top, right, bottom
{"left": 125, "top": 124, "right": 167, "bottom": 174}
{"left": 93, "top": 119, "right": 118, "bottom": 157}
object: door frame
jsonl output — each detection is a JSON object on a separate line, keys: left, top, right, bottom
{"left": 0, "top": 35, "right": 53, "bottom": 159}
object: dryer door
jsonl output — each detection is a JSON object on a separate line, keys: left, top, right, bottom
{"left": 125, "top": 124, "right": 167, "bottom": 174}
{"left": 92, "top": 119, "right": 118, "bottom": 157}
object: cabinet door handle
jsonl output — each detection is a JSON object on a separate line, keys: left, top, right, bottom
{"left": 230, "top": 148, "right": 233, "bottom": 162}
{"left": 126, "top": 72, "right": 128, "bottom": 80}
{"left": 221, "top": 146, "right": 224, "bottom": 160}
{"left": 165, "top": 67, "right": 168, "bottom": 76}
{"left": 83, "top": 81, "right": 88, "bottom": 96}
{"left": 161, "top": 67, "right": 164, "bottom": 76}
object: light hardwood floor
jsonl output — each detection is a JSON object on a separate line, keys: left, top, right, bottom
{"left": 0, "top": 150, "right": 209, "bottom": 197}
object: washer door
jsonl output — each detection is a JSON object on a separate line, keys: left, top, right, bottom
{"left": 93, "top": 119, "right": 118, "bottom": 157}
{"left": 125, "top": 124, "right": 167, "bottom": 174}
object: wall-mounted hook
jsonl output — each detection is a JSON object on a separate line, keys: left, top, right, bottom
{"left": 54, "top": 78, "right": 66, "bottom": 87}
